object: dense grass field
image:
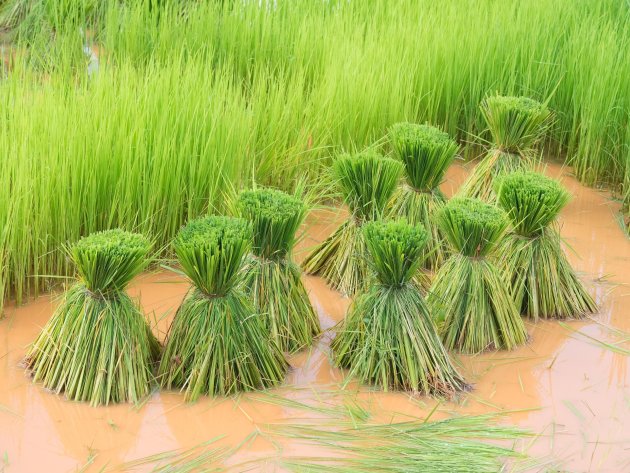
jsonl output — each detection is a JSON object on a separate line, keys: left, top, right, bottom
{"left": 0, "top": 0, "right": 628, "bottom": 312}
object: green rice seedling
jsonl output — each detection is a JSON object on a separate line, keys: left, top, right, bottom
{"left": 459, "top": 95, "right": 552, "bottom": 202}
{"left": 302, "top": 151, "right": 403, "bottom": 296}
{"left": 388, "top": 123, "right": 459, "bottom": 270}
{"left": 24, "top": 229, "right": 159, "bottom": 406}
{"left": 238, "top": 188, "right": 320, "bottom": 353}
{"left": 158, "top": 216, "right": 287, "bottom": 401}
{"left": 332, "top": 219, "right": 468, "bottom": 396}
{"left": 428, "top": 198, "right": 528, "bottom": 353}
{"left": 496, "top": 171, "right": 596, "bottom": 320}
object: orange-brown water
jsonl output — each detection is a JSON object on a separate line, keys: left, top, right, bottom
{"left": 1, "top": 163, "right": 629, "bottom": 472}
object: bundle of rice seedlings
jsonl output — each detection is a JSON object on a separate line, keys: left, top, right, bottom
{"left": 24, "top": 229, "right": 159, "bottom": 406}
{"left": 428, "top": 198, "right": 528, "bottom": 353}
{"left": 496, "top": 171, "right": 597, "bottom": 320}
{"left": 331, "top": 219, "right": 468, "bottom": 396}
{"left": 302, "top": 150, "right": 403, "bottom": 296}
{"left": 238, "top": 188, "right": 320, "bottom": 353}
{"left": 158, "top": 215, "right": 287, "bottom": 401}
{"left": 388, "top": 122, "right": 459, "bottom": 270}
{"left": 459, "top": 95, "right": 551, "bottom": 202}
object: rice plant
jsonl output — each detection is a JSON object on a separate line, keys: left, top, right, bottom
{"left": 496, "top": 171, "right": 597, "bottom": 319}
{"left": 24, "top": 230, "right": 159, "bottom": 406}
{"left": 238, "top": 188, "right": 320, "bottom": 353}
{"left": 302, "top": 151, "right": 403, "bottom": 296}
{"left": 332, "top": 219, "right": 468, "bottom": 396}
{"left": 428, "top": 198, "right": 528, "bottom": 353}
{"left": 388, "top": 123, "right": 459, "bottom": 270}
{"left": 459, "top": 95, "right": 552, "bottom": 202}
{"left": 158, "top": 215, "right": 287, "bottom": 401}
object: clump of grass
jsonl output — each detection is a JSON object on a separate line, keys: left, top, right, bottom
{"left": 158, "top": 216, "right": 287, "bottom": 401}
{"left": 303, "top": 151, "right": 403, "bottom": 296}
{"left": 496, "top": 171, "right": 596, "bottom": 319}
{"left": 459, "top": 95, "right": 551, "bottom": 202}
{"left": 332, "top": 219, "right": 468, "bottom": 395}
{"left": 24, "top": 229, "right": 159, "bottom": 406}
{"left": 238, "top": 188, "right": 320, "bottom": 353}
{"left": 388, "top": 123, "right": 459, "bottom": 270}
{"left": 428, "top": 198, "right": 528, "bottom": 353}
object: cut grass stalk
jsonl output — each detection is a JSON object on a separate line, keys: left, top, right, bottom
{"left": 459, "top": 95, "right": 551, "bottom": 202}
{"left": 496, "top": 171, "right": 597, "bottom": 319}
{"left": 428, "top": 198, "right": 528, "bottom": 353}
{"left": 303, "top": 151, "right": 403, "bottom": 296}
{"left": 158, "top": 216, "right": 287, "bottom": 401}
{"left": 24, "top": 229, "right": 159, "bottom": 406}
{"left": 238, "top": 188, "right": 320, "bottom": 353}
{"left": 332, "top": 219, "right": 468, "bottom": 396}
{"left": 388, "top": 123, "right": 459, "bottom": 270}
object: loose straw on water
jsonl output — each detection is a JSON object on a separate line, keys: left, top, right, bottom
{"left": 496, "top": 171, "right": 596, "bottom": 320}
{"left": 428, "top": 198, "right": 528, "bottom": 353}
{"left": 239, "top": 188, "right": 320, "bottom": 353}
{"left": 158, "top": 216, "right": 287, "bottom": 401}
{"left": 24, "top": 230, "right": 159, "bottom": 406}
{"left": 332, "top": 219, "right": 468, "bottom": 396}
{"left": 303, "top": 150, "right": 403, "bottom": 296}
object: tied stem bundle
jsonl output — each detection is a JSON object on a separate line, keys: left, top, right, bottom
{"left": 24, "top": 230, "right": 158, "bottom": 406}
{"left": 332, "top": 219, "right": 468, "bottom": 396}
{"left": 239, "top": 188, "right": 320, "bottom": 353}
{"left": 303, "top": 151, "right": 403, "bottom": 296}
{"left": 158, "top": 216, "right": 287, "bottom": 401}
{"left": 428, "top": 198, "right": 528, "bottom": 353}
{"left": 459, "top": 95, "right": 551, "bottom": 202}
{"left": 496, "top": 171, "right": 596, "bottom": 320}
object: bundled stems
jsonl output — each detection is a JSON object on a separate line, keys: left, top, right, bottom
{"left": 388, "top": 123, "right": 459, "bottom": 270}
{"left": 332, "top": 219, "right": 468, "bottom": 396}
{"left": 238, "top": 188, "right": 320, "bottom": 353}
{"left": 496, "top": 171, "right": 596, "bottom": 320}
{"left": 428, "top": 198, "right": 528, "bottom": 353}
{"left": 303, "top": 150, "right": 403, "bottom": 296}
{"left": 459, "top": 95, "right": 551, "bottom": 202}
{"left": 24, "top": 230, "right": 159, "bottom": 406}
{"left": 158, "top": 216, "right": 287, "bottom": 401}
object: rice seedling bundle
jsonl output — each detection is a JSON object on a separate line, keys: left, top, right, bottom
{"left": 459, "top": 95, "right": 551, "bottom": 202}
{"left": 158, "top": 216, "right": 287, "bottom": 401}
{"left": 332, "top": 219, "right": 468, "bottom": 395}
{"left": 238, "top": 188, "right": 320, "bottom": 353}
{"left": 303, "top": 151, "right": 403, "bottom": 296}
{"left": 388, "top": 122, "right": 459, "bottom": 270}
{"left": 496, "top": 171, "right": 597, "bottom": 319}
{"left": 24, "top": 229, "right": 159, "bottom": 406}
{"left": 428, "top": 198, "right": 528, "bottom": 353}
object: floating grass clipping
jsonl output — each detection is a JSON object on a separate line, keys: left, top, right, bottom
{"left": 158, "top": 216, "right": 287, "bottom": 401}
{"left": 495, "top": 171, "right": 596, "bottom": 320}
{"left": 303, "top": 151, "right": 403, "bottom": 296}
{"left": 388, "top": 123, "right": 459, "bottom": 270}
{"left": 331, "top": 219, "right": 468, "bottom": 396}
{"left": 428, "top": 198, "right": 528, "bottom": 353}
{"left": 459, "top": 95, "right": 551, "bottom": 202}
{"left": 24, "top": 230, "right": 159, "bottom": 406}
{"left": 238, "top": 188, "right": 320, "bottom": 353}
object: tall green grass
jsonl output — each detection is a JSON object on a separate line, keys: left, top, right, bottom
{"left": 0, "top": 0, "right": 628, "bottom": 311}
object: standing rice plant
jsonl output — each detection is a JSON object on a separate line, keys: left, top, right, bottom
{"left": 158, "top": 216, "right": 287, "bottom": 401}
{"left": 388, "top": 123, "right": 459, "bottom": 270}
{"left": 428, "top": 198, "right": 528, "bottom": 353}
{"left": 332, "top": 219, "right": 468, "bottom": 396}
{"left": 238, "top": 188, "right": 320, "bottom": 353}
{"left": 303, "top": 151, "right": 403, "bottom": 296}
{"left": 459, "top": 95, "right": 552, "bottom": 202}
{"left": 496, "top": 171, "right": 597, "bottom": 319}
{"left": 24, "top": 230, "right": 159, "bottom": 406}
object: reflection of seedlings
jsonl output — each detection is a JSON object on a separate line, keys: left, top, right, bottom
{"left": 560, "top": 320, "right": 630, "bottom": 356}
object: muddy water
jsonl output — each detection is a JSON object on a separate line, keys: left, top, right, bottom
{"left": 1, "top": 163, "right": 629, "bottom": 472}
